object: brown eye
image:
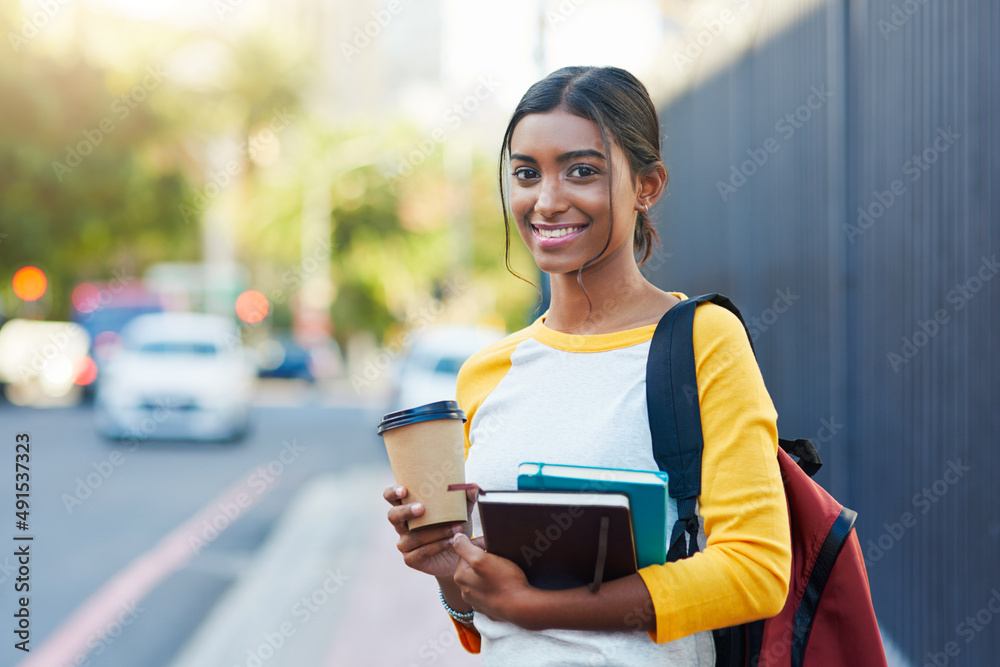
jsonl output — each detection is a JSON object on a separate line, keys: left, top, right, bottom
{"left": 569, "top": 165, "right": 599, "bottom": 178}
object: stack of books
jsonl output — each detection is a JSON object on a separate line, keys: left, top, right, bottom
{"left": 476, "top": 463, "right": 671, "bottom": 591}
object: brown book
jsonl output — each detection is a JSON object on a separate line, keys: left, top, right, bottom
{"left": 477, "top": 490, "right": 637, "bottom": 591}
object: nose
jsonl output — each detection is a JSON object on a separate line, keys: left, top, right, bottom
{"left": 534, "top": 176, "right": 569, "bottom": 219}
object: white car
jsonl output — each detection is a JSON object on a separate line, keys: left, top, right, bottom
{"left": 390, "top": 324, "right": 506, "bottom": 412}
{"left": 95, "top": 312, "right": 256, "bottom": 441}
{"left": 0, "top": 319, "right": 91, "bottom": 406}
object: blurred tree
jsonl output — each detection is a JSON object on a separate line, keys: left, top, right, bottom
{"left": 0, "top": 0, "right": 536, "bottom": 344}
{"left": 0, "top": 3, "right": 196, "bottom": 319}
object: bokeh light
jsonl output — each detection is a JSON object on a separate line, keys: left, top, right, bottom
{"left": 93, "top": 331, "right": 124, "bottom": 361}
{"left": 236, "top": 290, "right": 269, "bottom": 324}
{"left": 74, "top": 356, "right": 99, "bottom": 386}
{"left": 12, "top": 266, "right": 47, "bottom": 301}
{"left": 72, "top": 283, "right": 102, "bottom": 313}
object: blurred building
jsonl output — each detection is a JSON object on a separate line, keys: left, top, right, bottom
{"left": 264, "top": 0, "right": 445, "bottom": 122}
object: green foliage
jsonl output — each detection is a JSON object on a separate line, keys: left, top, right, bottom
{"left": 0, "top": 4, "right": 536, "bottom": 342}
{"left": 0, "top": 17, "right": 196, "bottom": 319}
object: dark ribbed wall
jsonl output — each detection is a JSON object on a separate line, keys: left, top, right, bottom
{"left": 647, "top": 1, "right": 998, "bottom": 663}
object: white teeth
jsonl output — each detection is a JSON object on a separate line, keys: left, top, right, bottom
{"left": 536, "top": 226, "right": 583, "bottom": 238}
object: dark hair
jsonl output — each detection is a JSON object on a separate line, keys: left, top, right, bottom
{"left": 498, "top": 66, "right": 666, "bottom": 290}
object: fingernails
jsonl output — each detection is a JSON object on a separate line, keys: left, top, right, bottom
{"left": 395, "top": 486, "right": 405, "bottom": 497}
{"left": 412, "top": 502, "right": 423, "bottom": 514}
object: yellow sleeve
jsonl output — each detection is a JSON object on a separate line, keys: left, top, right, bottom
{"left": 637, "top": 303, "right": 792, "bottom": 644}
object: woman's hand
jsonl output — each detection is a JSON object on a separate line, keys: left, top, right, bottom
{"left": 383, "top": 483, "right": 482, "bottom": 578}
{"left": 451, "top": 533, "right": 537, "bottom": 627}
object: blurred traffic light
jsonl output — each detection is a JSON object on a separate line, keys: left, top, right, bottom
{"left": 236, "top": 289, "right": 269, "bottom": 324}
{"left": 12, "top": 266, "right": 47, "bottom": 301}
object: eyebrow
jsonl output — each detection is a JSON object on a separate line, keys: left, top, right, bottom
{"left": 510, "top": 149, "right": 606, "bottom": 164}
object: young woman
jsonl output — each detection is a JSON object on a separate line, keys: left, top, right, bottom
{"left": 384, "top": 66, "right": 791, "bottom": 665}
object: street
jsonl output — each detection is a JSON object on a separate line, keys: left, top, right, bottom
{"left": 0, "top": 386, "right": 481, "bottom": 667}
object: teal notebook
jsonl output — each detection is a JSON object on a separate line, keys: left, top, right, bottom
{"left": 517, "top": 462, "right": 671, "bottom": 569}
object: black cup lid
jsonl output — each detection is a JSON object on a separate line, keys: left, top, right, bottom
{"left": 377, "top": 400, "right": 467, "bottom": 435}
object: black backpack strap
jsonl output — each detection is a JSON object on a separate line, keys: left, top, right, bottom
{"left": 647, "top": 293, "right": 751, "bottom": 560}
{"left": 780, "top": 438, "right": 824, "bottom": 477}
{"left": 791, "top": 506, "right": 857, "bottom": 666}
{"left": 647, "top": 296, "right": 701, "bottom": 560}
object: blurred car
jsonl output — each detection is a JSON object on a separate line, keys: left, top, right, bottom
{"left": 95, "top": 312, "right": 256, "bottom": 441}
{"left": 0, "top": 319, "right": 92, "bottom": 406}
{"left": 71, "top": 284, "right": 164, "bottom": 399}
{"left": 390, "top": 324, "right": 506, "bottom": 411}
{"left": 254, "top": 335, "right": 342, "bottom": 382}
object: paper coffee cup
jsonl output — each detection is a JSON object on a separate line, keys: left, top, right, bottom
{"left": 378, "top": 401, "right": 468, "bottom": 530}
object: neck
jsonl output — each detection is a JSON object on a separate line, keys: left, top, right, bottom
{"left": 543, "top": 254, "right": 660, "bottom": 334}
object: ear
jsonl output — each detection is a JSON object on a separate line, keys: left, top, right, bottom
{"left": 634, "top": 162, "right": 668, "bottom": 212}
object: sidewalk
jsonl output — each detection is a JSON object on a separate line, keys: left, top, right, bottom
{"left": 168, "top": 466, "right": 481, "bottom": 667}
{"left": 168, "top": 464, "right": 916, "bottom": 667}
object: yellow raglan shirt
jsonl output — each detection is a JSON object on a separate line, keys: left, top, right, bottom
{"left": 449, "top": 296, "right": 791, "bottom": 660}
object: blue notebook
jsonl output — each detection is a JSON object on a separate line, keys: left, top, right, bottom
{"left": 517, "top": 462, "right": 672, "bottom": 569}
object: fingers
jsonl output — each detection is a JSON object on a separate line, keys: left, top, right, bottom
{"left": 463, "top": 484, "right": 482, "bottom": 505}
{"left": 386, "top": 500, "right": 425, "bottom": 535}
{"left": 451, "top": 532, "right": 485, "bottom": 564}
{"left": 395, "top": 521, "right": 454, "bottom": 553}
{"left": 382, "top": 484, "right": 407, "bottom": 505}
{"left": 400, "top": 534, "right": 454, "bottom": 569}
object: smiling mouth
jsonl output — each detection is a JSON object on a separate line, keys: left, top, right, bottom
{"left": 530, "top": 223, "right": 589, "bottom": 239}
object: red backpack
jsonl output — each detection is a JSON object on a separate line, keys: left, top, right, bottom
{"left": 646, "top": 294, "right": 887, "bottom": 666}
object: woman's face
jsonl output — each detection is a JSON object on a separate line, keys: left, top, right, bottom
{"left": 508, "top": 108, "right": 643, "bottom": 276}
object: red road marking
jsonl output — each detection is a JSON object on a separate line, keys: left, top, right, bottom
{"left": 19, "top": 470, "right": 275, "bottom": 667}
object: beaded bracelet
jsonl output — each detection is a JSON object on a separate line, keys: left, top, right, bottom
{"left": 439, "top": 589, "right": 475, "bottom": 623}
